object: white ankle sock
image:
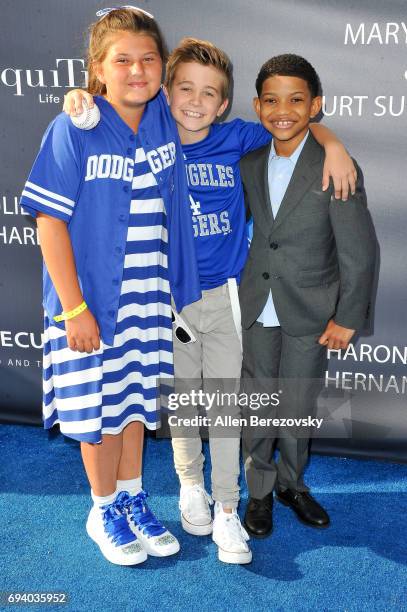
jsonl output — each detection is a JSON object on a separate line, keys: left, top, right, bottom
{"left": 91, "top": 490, "right": 117, "bottom": 508}
{"left": 116, "top": 477, "right": 142, "bottom": 496}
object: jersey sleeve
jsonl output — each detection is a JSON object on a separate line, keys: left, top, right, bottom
{"left": 235, "top": 119, "right": 272, "bottom": 156}
{"left": 20, "top": 113, "right": 84, "bottom": 223}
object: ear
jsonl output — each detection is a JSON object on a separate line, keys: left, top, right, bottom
{"left": 93, "top": 62, "right": 106, "bottom": 85}
{"left": 216, "top": 97, "right": 229, "bottom": 118}
{"left": 310, "top": 95, "right": 322, "bottom": 119}
{"left": 162, "top": 85, "right": 170, "bottom": 104}
{"left": 253, "top": 97, "right": 261, "bottom": 119}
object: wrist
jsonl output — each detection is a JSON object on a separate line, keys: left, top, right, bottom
{"left": 54, "top": 300, "right": 88, "bottom": 322}
{"left": 61, "top": 293, "right": 84, "bottom": 312}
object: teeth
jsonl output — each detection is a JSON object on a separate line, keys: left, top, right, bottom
{"left": 183, "top": 110, "right": 203, "bottom": 118}
{"left": 274, "top": 121, "right": 293, "bottom": 127}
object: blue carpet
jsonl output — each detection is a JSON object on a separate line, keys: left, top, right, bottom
{"left": 1, "top": 424, "right": 406, "bottom": 612}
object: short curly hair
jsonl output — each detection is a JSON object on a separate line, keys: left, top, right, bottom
{"left": 255, "top": 54, "right": 321, "bottom": 98}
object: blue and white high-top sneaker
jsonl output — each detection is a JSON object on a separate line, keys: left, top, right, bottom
{"left": 86, "top": 494, "right": 147, "bottom": 566}
{"left": 121, "top": 490, "right": 180, "bottom": 557}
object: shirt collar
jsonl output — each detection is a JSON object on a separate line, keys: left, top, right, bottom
{"left": 95, "top": 95, "right": 135, "bottom": 138}
{"left": 95, "top": 90, "right": 168, "bottom": 139}
{"left": 270, "top": 130, "right": 309, "bottom": 164}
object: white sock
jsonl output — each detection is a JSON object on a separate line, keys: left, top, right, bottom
{"left": 91, "top": 489, "right": 117, "bottom": 508}
{"left": 116, "top": 477, "right": 142, "bottom": 496}
{"left": 215, "top": 501, "right": 236, "bottom": 513}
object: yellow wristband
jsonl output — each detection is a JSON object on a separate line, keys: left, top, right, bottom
{"left": 53, "top": 301, "right": 88, "bottom": 322}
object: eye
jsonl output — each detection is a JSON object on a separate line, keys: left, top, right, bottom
{"left": 144, "top": 56, "right": 156, "bottom": 63}
{"left": 116, "top": 58, "right": 128, "bottom": 64}
{"left": 180, "top": 86, "right": 192, "bottom": 92}
{"left": 264, "top": 98, "right": 276, "bottom": 104}
{"left": 291, "top": 97, "right": 303, "bottom": 103}
{"left": 204, "top": 91, "right": 215, "bottom": 97}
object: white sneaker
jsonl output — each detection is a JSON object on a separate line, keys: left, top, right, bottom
{"left": 86, "top": 501, "right": 147, "bottom": 566}
{"left": 123, "top": 490, "right": 180, "bottom": 557}
{"left": 212, "top": 501, "right": 252, "bottom": 564}
{"left": 179, "top": 484, "right": 213, "bottom": 536}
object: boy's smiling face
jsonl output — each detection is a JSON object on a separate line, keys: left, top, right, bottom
{"left": 165, "top": 62, "right": 229, "bottom": 144}
{"left": 254, "top": 74, "right": 322, "bottom": 156}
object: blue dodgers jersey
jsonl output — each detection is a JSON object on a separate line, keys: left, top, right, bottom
{"left": 20, "top": 91, "right": 201, "bottom": 344}
{"left": 182, "top": 119, "right": 271, "bottom": 289}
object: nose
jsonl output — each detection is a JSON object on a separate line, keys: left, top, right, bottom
{"left": 275, "top": 100, "right": 290, "bottom": 115}
{"left": 130, "top": 60, "right": 144, "bottom": 76}
{"left": 191, "top": 97, "right": 203, "bottom": 108}
{"left": 188, "top": 91, "right": 202, "bottom": 106}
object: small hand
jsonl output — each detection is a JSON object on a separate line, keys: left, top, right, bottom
{"left": 66, "top": 308, "right": 100, "bottom": 353}
{"left": 322, "top": 143, "right": 357, "bottom": 201}
{"left": 63, "top": 89, "right": 94, "bottom": 116}
{"left": 318, "top": 319, "right": 355, "bottom": 350}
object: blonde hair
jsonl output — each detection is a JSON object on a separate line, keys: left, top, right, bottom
{"left": 165, "top": 37, "right": 232, "bottom": 100}
{"left": 87, "top": 8, "right": 167, "bottom": 95}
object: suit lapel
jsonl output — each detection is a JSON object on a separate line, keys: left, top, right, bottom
{"left": 252, "top": 142, "right": 274, "bottom": 232}
{"left": 272, "top": 133, "right": 322, "bottom": 232}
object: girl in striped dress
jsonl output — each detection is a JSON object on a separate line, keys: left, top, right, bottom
{"left": 20, "top": 7, "right": 201, "bottom": 566}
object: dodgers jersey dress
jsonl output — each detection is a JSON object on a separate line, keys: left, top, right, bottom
{"left": 20, "top": 94, "right": 200, "bottom": 443}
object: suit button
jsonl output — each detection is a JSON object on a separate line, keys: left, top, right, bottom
{"left": 262, "top": 272, "right": 270, "bottom": 280}
{"left": 270, "top": 242, "right": 279, "bottom": 250}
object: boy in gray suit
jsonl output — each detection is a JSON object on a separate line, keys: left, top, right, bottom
{"left": 240, "top": 54, "right": 376, "bottom": 537}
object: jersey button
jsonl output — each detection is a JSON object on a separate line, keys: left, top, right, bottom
{"left": 129, "top": 134, "right": 135, "bottom": 141}
{"left": 262, "top": 272, "right": 270, "bottom": 280}
{"left": 112, "top": 279, "right": 119, "bottom": 286}
{"left": 123, "top": 185, "right": 129, "bottom": 193}
{"left": 127, "top": 148, "right": 133, "bottom": 156}
{"left": 115, "top": 246, "right": 122, "bottom": 254}
{"left": 108, "top": 310, "right": 115, "bottom": 318}
{"left": 270, "top": 242, "right": 279, "bottom": 250}
{"left": 119, "top": 214, "right": 126, "bottom": 222}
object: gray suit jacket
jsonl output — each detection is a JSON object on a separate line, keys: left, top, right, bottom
{"left": 239, "top": 132, "right": 376, "bottom": 336}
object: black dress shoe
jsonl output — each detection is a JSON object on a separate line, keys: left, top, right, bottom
{"left": 243, "top": 493, "right": 273, "bottom": 538}
{"left": 275, "top": 488, "right": 330, "bottom": 528}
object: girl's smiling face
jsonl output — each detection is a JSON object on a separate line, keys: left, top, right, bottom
{"left": 96, "top": 31, "right": 163, "bottom": 114}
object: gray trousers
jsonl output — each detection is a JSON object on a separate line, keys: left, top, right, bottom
{"left": 170, "top": 283, "right": 242, "bottom": 508}
{"left": 242, "top": 323, "right": 327, "bottom": 498}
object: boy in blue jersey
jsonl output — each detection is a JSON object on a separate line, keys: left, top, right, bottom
{"left": 64, "top": 38, "right": 356, "bottom": 564}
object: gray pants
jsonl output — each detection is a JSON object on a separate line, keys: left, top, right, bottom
{"left": 242, "top": 323, "right": 326, "bottom": 498}
{"left": 171, "top": 283, "right": 242, "bottom": 508}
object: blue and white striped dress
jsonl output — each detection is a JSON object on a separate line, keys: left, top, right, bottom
{"left": 42, "top": 137, "right": 173, "bottom": 443}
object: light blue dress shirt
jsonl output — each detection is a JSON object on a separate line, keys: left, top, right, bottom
{"left": 258, "top": 131, "right": 309, "bottom": 327}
